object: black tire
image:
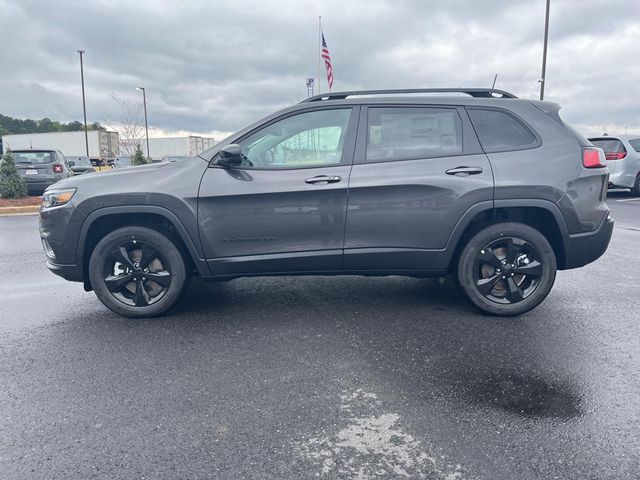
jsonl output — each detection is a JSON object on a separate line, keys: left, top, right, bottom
{"left": 630, "top": 174, "right": 640, "bottom": 196}
{"left": 89, "top": 226, "right": 188, "bottom": 318}
{"left": 456, "top": 223, "right": 556, "bottom": 316}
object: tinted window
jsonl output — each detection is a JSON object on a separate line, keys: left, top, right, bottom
{"left": 628, "top": 138, "right": 640, "bottom": 152}
{"left": 468, "top": 108, "right": 536, "bottom": 151}
{"left": 239, "top": 109, "right": 352, "bottom": 169}
{"left": 589, "top": 138, "right": 626, "bottom": 154}
{"left": 366, "top": 107, "right": 462, "bottom": 162}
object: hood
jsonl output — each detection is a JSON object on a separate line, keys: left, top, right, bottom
{"left": 50, "top": 161, "right": 169, "bottom": 191}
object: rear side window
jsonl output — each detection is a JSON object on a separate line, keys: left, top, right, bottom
{"left": 628, "top": 138, "right": 640, "bottom": 152}
{"left": 366, "top": 107, "right": 463, "bottom": 162}
{"left": 468, "top": 108, "right": 536, "bottom": 151}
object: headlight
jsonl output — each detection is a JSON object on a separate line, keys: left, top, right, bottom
{"left": 41, "top": 188, "right": 76, "bottom": 209}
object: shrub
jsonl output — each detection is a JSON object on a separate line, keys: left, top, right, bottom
{"left": 0, "top": 150, "right": 27, "bottom": 198}
{"left": 132, "top": 144, "right": 147, "bottom": 166}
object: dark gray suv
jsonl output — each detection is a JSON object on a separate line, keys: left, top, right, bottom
{"left": 39, "top": 88, "right": 613, "bottom": 318}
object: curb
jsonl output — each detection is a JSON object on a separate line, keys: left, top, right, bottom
{"left": 0, "top": 205, "right": 40, "bottom": 215}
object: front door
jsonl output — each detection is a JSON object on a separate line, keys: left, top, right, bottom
{"left": 344, "top": 105, "right": 494, "bottom": 272}
{"left": 198, "top": 107, "right": 358, "bottom": 276}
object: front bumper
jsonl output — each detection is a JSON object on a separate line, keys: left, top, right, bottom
{"left": 45, "top": 259, "right": 84, "bottom": 282}
{"left": 563, "top": 215, "right": 614, "bottom": 269}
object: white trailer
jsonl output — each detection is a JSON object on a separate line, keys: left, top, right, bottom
{"left": 1, "top": 130, "right": 119, "bottom": 162}
{"left": 120, "top": 135, "right": 216, "bottom": 160}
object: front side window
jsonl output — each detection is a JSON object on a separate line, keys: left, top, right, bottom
{"left": 467, "top": 108, "right": 536, "bottom": 151}
{"left": 366, "top": 107, "right": 463, "bottom": 162}
{"left": 238, "top": 109, "right": 352, "bottom": 169}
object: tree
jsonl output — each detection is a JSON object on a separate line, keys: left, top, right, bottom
{"left": 131, "top": 144, "right": 147, "bottom": 166}
{"left": 106, "top": 94, "right": 145, "bottom": 158}
{"left": 0, "top": 150, "right": 27, "bottom": 198}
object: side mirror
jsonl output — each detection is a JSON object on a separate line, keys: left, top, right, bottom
{"left": 217, "top": 144, "right": 244, "bottom": 167}
{"left": 68, "top": 161, "right": 75, "bottom": 167}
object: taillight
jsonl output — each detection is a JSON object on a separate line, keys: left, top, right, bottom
{"left": 604, "top": 152, "right": 627, "bottom": 160}
{"left": 582, "top": 147, "right": 606, "bottom": 168}
{"left": 53, "top": 164, "right": 63, "bottom": 173}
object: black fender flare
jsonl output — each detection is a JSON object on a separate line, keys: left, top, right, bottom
{"left": 77, "top": 205, "right": 210, "bottom": 277}
{"left": 434, "top": 199, "right": 569, "bottom": 270}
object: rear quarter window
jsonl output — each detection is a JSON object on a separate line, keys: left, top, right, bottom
{"left": 467, "top": 108, "right": 537, "bottom": 152}
{"left": 628, "top": 138, "right": 640, "bottom": 152}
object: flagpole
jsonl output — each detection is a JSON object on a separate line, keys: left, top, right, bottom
{"left": 318, "top": 16, "right": 322, "bottom": 94}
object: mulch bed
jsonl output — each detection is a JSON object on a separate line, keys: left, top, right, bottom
{"left": 0, "top": 196, "right": 42, "bottom": 207}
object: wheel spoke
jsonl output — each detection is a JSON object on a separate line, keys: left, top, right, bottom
{"left": 477, "top": 248, "right": 502, "bottom": 268}
{"left": 146, "top": 271, "right": 171, "bottom": 287}
{"left": 138, "top": 245, "right": 158, "bottom": 269}
{"left": 476, "top": 274, "right": 502, "bottom": 295}
{"left": 134, "top": 280, "right": 151, "bottom": 307}
{"left": 505, "top": 277, "right": 524, "bottom": 303}
{"left": 513, "top": 260, "right": 542, "bottom": 278}
{"left": 104, "top": 273, "right": 134, "bottom": 292}
{"left": 504, "top": 238, "right": 524, "bottom": 264}
{"left": 113, "top": 246, "right": 136, "bottom": 270}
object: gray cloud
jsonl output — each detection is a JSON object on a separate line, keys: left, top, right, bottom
{"left": 1, "top": 0, "right": 639, "bottom": 137}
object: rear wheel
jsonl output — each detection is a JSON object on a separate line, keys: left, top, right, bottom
{"left": 89, "top": 226, "right": 188, "bottom": 318}
{"left": 456, "top": 223, "right": 556, "bottom": 316}
{"left": 630, "top": 174, "right": 640, "bottom": 196}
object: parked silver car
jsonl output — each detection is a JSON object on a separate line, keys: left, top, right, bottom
{"left": 589, "top": 135, "right": 640, "bottom": 195}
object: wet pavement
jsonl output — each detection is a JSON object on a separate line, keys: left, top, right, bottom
{"left": 0, "top": 191, "right": 639, "bottom": 479}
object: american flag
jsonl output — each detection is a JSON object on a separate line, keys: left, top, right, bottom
{"left": 321, "top": 32, "right": 333, "bottom": 90}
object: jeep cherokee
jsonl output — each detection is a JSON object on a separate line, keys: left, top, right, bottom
{"left": 39, "top": 88, "right": 613, "bottom": 318}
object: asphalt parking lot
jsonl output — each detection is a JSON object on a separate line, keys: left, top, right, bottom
{"left": 1, "top": 192, "right": 639, "bottom": 480}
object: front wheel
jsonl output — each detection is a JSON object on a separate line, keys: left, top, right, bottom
{"left": 456, "top": 223, "right": 556, "bottom": 316}
{"left": 89, "top": 226, "right": 188, "bottom": 318}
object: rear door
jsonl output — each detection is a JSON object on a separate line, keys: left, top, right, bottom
{"left": 198, "top": 107, "right": 358, "bottom": 276}
{"left": 344, "top": 105, "right": 493, "bottom": 271}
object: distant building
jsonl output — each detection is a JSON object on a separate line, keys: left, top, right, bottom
{"left": 120, "top": 136, "right": 216, "bottom": 160}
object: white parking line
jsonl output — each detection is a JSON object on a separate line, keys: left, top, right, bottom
{"left": 616, "top": 198, "right": 640, "bottom": 203}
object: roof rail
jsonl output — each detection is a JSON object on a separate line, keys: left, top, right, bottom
{"left": 301, "top": 88, "right": 518, "bottom": 103}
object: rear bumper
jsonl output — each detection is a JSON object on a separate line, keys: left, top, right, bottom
{"left": 562, "top": 215, "right": 614, "bottom": 269}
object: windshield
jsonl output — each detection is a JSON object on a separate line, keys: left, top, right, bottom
{"left": 589, "top": 138, "right": 624, "bottom": 153}
{"left": 12, "top": 151, "right": 55, "bottom": 164}
{"left": 72, "top": 157, "right": 92, "bottom": 166}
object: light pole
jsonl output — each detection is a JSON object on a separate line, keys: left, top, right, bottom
{"left": 77, "top": 50, "right": 89, "bottom": 157}
{"left": 136, "top": 87, "right": 150, "bottom": 160}
{"left": 539, "top": 0, "right": 551, "bottom": 100}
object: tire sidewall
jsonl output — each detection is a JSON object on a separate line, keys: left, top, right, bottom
{"left": 457, "top": 223, "right": 557, "bottom": 316}
{"left": 89, "top": 226, "right": 187, "bottom": 318}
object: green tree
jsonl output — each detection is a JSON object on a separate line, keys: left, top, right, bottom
{"left": 0, "top": 150, "right": 27, "bottom": 199}
{"left": 131, "top": 144, "right": 147, "bottom": 166}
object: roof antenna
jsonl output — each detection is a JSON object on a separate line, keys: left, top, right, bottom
{"left": 491, "top": 74, "right": 498, "bottom": 90}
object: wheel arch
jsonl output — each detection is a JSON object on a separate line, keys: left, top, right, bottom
{"left": 439, "top": 200, "right": 569, "bottom": 272}
{"left": 78, "top": 206, "right": 209, "bottom": 291}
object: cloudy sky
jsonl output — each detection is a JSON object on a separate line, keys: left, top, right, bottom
{"left": 1, "top": 0, "right": 639, "bottom": 139}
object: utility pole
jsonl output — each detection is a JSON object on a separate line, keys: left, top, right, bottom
{"left": 136, "top": 87, "right": 150, "bottom": 160}
{"left": 539, "top": 0, "right": 551, "bottom": 100}
{"left": 77, "top": 50, "right": 89, "bottom": 157}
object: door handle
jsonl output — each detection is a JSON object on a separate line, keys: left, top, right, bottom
{"left": 305, "top": 175, "right": 342, "bottom": 184}
{"left": 445, "top": 166, "right": 484, "bottom": 176}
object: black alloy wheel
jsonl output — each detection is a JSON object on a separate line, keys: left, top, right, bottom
{"left": 457, "top": 223, "right": 557, "bottom": 316}
{"left": 105, "top": 242, "right": 172, "bottom": 307}
{"left": 89, "top": 226, "right": 188, "bottom": 317}
{"left": 473, "top": 237, "right": 542, "bottom": 305}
